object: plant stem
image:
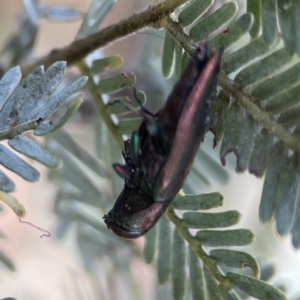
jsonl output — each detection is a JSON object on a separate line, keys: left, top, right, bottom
{"left": 160, "top": 16, "right": 195, "bottom": 55}
{"left": 0, "top": 120, "right": 39, "bottom": 141}
{"left": 218, "top": 73, "right": 300, "bottom": 155}
{"left": 162, "top": 18, "right": 300, "bottom": 156}
{"left": 21, "top": 0, "right": 190, "bottom": 77}
{"left": 20, "top": 0, "right": 300, "bottom": 154}
{"left": 166, "top": 205, "right": 231, "bottom": 291}
{"left": 76, "top": 61, "right": 124, "bottom": 150}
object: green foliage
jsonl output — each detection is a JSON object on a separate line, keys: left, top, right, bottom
{"left": 161, "top": 0, "right": 300, "bottom": 251}
{"left": 143, "top": 193, "right": 267, "bottom": 300}
{"left": 1, "top": 0, "right": 300, "bottom": 299}
{"left": 0, "top": 63, "right": 87, "bottom": 193}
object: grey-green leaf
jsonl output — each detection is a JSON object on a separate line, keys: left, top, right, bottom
{"left": 98, "top": 73, "right": 136, "bottom": 94}
{"left": 181, "top": 51, "right": 190, "bottom": 74}
{"left": 172, "top": 229, "right": 186, "bottom": 300}
{"left": 235, "top": 47, "right": 292, "bottom": 87}
{"left": 278, "top": 104, "right": 300, "bottom": 127}
{"left": 196, "top": 229, "right": 254, "bottom": 246}
{"left": 144, "top": 224, "right": 157, "bottom": 264}
{"left": 36, "top": 76, "right": 88, "bottom": 120}
{"left": 173, "top": 192, "right": 223, "bottom": 210}
{"left": 50, "top": 130, "right": 108, "bottom": 178}
{"left": 0, "top": 66, "right": 44, "bottom": 129}
{"left": 0, "top": 144, "right": 40, "bottom": 182}
{"left": 118, "top": 118, "right": 142, "bottom": 135}
{"left": 262, "top": 0, "right": 278, "bottom": 46}
{"left": 8, "top": 135, "right": 60, "bottom": 168}
{"left": 183, "top": 211, "right": 240, "bottom": 228}
{"left": 265, "top": 83, "right": 300, "bottom": 113}
{"left": 76, "top": 0, "right": 116, "bottom": 39}
{"left": 248, "top": 128, "right": 272, "bottom": 177}
{"left": 203, "top": 265, "right": 223, "bottom": 299}
{"left": 210, "top": 90, "right": 230, "bottom": 146}
{"left": 0, "top": 250, "right": 15, "bottom": 272}
{"left": 157, "top": 214, "right": 172, "bottom": 284}
{"left": 252, "top": 61, "right": 300, "bottom": 101}
{"left": 178, "top": 0, "right": 213, "bottom": 27}
{"left": 1, "top": 14, "right": 37, "bottom": 68}
{"left": 209, "top": 13, "right": 253, "bottom": 51}
{"left": 295, "top": 2, "right": 300, "bottom": 56}
{"left": 189, "top": 2, "right": 238, "bottom": 42}
{"left": 275, "top": 155, "right": 299, "bottom": 236}
{"left": 291, "top": 195, "right": 300, "bottom": 249}
{"left": 0, "top": 66, "right": 21, "bottom": 111}
{"left": 247, "top": 0, "right": 262, "bottom": 39}
{"left": 259, "top": 143, "right": 286, "bottom": 223}
{"left": 189, "top": 248, "right": 205, "bottom": 299}
{"left": 227, "top": 272, "right": 287, "bottom": 300}
{"left": 210, "top": 249, "right": 260, "bottom": 277}
{"left": 235, "top": 114, "right": 258, "bottom": 172}
{"left": 219, "top": 288, "right": 241, "bottom": 300}
{"left": 174, "top": 42, "right": 182, "bottom": 81}
{"left": 220, "top": 101, "right": 244, "bottom": 166}
{"left": 0, "top": 170, "right": 15, "bottom": 193}
{"left": 223, "top": 37, "right": 270, "bottom": 74}
{"left": 190, "top": 163, "right": 211, "bottom": 186}
{"left": 277, "top": 0, "right": 296, "bottom": 55}
{"left": 161, "top": 31, "right": 175, "bottom": 78}
{"left": 34, "top": 96, "right": 83, "bottom": 135}
{"left": 47, "top": 141, "right": 104, "bottom": 208}
{"left": 18, "top": 61, "right": 67, "bottom": 122}
{"left": 260, "top": 263, "right": 276, "bottom": 281}
{"left": 107, "top": 127, "right": 123, "bottom": 195}
{"left": 92, "top": 55, "right": 123, "bottom": 74}
{"left": 41, "top": 6, "right": 82, "bottom": 22}
{"left": 196, "top": 147, "right": 230, "bottom": 183}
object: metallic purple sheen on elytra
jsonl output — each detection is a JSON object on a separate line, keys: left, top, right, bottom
{"left": 104, "top": 44, "right": 223, "bottom": 239}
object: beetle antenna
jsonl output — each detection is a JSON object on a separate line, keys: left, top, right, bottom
{"left": 107, "top": 98, "right": 136, "bottom": 113}
{"left": 132, "top": 88, "right": 156, "bottom": 117}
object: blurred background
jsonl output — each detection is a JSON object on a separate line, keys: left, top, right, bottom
{"left": 0, "top": 1, "right": 300, "bottom": 299}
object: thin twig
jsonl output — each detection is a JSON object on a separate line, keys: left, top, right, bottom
{"left": 218, "top": 73, "right": 300, "bottom": 155}
{"left": 76, "top": 61, "right": 124, "bottom": 149}
{"left": 166, "top": 205, "right": 231, "bottom": 291}
{"left": 160, "top": 17, "right": 195, "bottom": 55}
{"left": 16, "top": 4, "right": 300, "bottom": 289}
{"left": 162, "top": 18, "right": 300, "bottom": 156}
{"left": 0, "top": 119, "right": 40, "bottom": 141}
{"left": 21, "top": 0, "right": 190, "bottom": 77}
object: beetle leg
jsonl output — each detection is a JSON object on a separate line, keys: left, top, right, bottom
{"left": 107, "top": 98, "right": 136, "bottom": 114}
{"left": 113, "top": 163, "right": 132, "bottom": 180}
{"left": 132, "top": 88, "right": 167, "bottom": 155}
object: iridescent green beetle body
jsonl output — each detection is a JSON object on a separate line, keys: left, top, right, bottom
{"left": 104, "top": 44, "right": 223, "bottom": 239}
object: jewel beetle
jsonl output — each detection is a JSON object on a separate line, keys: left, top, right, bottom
{"left": 104, "top": 43, "right": 223, "bottom": 239}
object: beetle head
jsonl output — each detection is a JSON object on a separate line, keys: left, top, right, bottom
{"left": 103, "top": 187, "right": 168, "bottom": 239}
